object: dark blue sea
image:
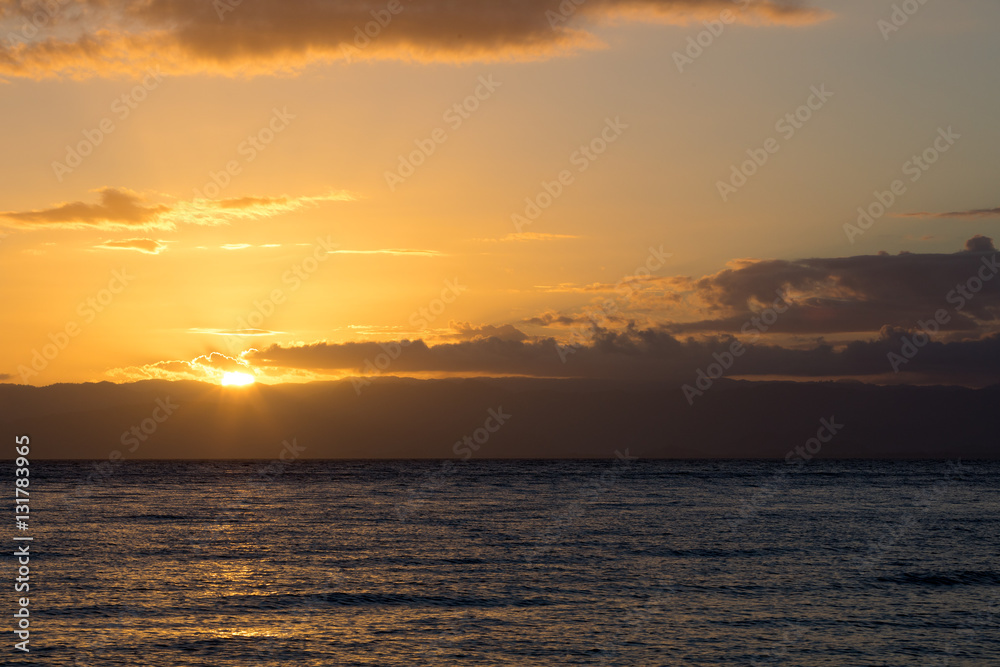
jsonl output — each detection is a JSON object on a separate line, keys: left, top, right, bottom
{"left": 12, "top": 460, "right": 1000, "bottom": 665}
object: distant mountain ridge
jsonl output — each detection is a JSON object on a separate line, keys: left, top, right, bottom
{"left": 0, "top": 378, "right": 996, "bottom": 459}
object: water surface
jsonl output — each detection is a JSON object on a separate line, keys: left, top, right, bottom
{"left": 16, "top": 460, "right": 1000, "bottom": 665}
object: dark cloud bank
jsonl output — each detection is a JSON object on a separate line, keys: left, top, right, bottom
{"left": 0, "top": 0, "right": 829, "bottom": 78}
{"left": 243, "top": 235, "right": 1000, "bottom": 385}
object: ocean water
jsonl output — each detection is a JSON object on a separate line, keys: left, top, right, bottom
{"left": 13, "top": 460, "right": 1000, "bottom": 666}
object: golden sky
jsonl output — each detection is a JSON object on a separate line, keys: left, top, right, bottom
{"left": 2, "top": 0, "right": 999, "bottom": 387}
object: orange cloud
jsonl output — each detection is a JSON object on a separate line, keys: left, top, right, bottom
{"left": 327, "top": 248, "right": 444, "bottom": 256}
{"left": 479, "top": 232, "right": 580, "bottom": 242}
{"left": 0, "top": 188, "right": 169, "bottom": 229}
{"left": 94, "top": 238, "right": 167, "bottom": 254}
{"left": 107, "top": 352, "right": 255, "bottom": 383}
{"left": 533, "top": 275, "right": 673, "bottom": 293}
{"left": 0, "top": 0, "right": 831, "bottom": 79}
{"left": 0, "top": 188, "right": 353, "bottom": 231}
{"left": 894, "top": 206, "right": 1000, "bottom": 219}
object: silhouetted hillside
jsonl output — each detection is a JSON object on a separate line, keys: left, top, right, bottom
{"left": 0, "top": 378, "right": 996, "bottom": 459}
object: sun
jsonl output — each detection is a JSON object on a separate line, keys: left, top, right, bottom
{"left": 221, "top": 371, "right": 256, "bottom": 386}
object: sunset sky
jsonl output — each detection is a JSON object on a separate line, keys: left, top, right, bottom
{"left": 2, "top": 0, "right": 999, "bottom": 387}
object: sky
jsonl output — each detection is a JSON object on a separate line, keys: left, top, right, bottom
{"left": 1, "top": 0, "right": 999, "bottom": 388}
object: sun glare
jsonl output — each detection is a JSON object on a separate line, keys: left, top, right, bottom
{"left": 221, "top": 372, "right": 256, "bottom": 386}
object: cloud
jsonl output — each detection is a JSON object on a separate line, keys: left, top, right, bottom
{"left": 965, "top": 234, "right": 995, "bottom": 253}
{"left": 732, "top": 328, "right": 1000, "bottom": 385}
{"left": 0, "top": 0, "right": 831, "bottom": 79}
{"left": 234, "top": 323, "right": 1000, "bottom": 386}
{"left": 533, "top": 275, "right": 672, "bottom": 293}
{"left": 178, "top": 191, "right": 354, "bottom": 226}
{"left": 0, "top": 188, "right": 170, "bottom": 230}
{"left": 213, "top": 196, "right": 293, "bottom": 209}
{"left": 105, "top": 235, "right": 1000, "bottom": 388}
{"left": 624, "top": 237, "right": 1000, "bottom": 336}
{"left": 0, "top": 188, "right": 353, "bottom": 231}
{"left": 508, "top": 238, "right": 1000, "bottom": 366}
{"left": 188, "top": 328, "right": 284, "bottom": 336}
{"left": 94, "top": 237, "right": 167, "bottom": 254}
{"left": 0, "top": 373, "right": 13, "bottom": 382}
{"left": 521, "top": 311, "right": 604, "bottom": 327}
{"left": 223, "top": 325, "right": 996, "bottom": 387}
{"left": 108, "top": 352, "right": 254, "bottom": 383}
{"left": 191, "top": 243, "right": 290, "bottom": 251}
{"left": 205, "top": 192, "right": 354, "bottom": 215}
{"left": 243, "top": 337, "right": 584, "bottom": 377}
{"left": 446, "top": 321, "right": 529, "bottom": 342}
{"left": 479, "top": 232, "right": 580, "bottom": 242}
{"left": 895, "top": 207, "right": 1000, "bottom": 219}
{"left": 239, "top": 327, "right": 705, "bottom": 380}
{"left": 327, "top": 248, "right": 444, "bottom": 256}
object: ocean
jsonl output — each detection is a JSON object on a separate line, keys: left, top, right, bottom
{"left": 13, "top": 460, "right": 1000, "bottom": 665}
